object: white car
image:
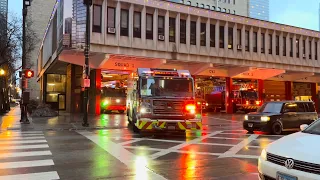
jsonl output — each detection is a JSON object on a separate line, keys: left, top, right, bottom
{"left": 258, "top": 120, "right": 320, "bottom": 180}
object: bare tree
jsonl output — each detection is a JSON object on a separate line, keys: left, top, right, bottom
{"left": 0, "top": 13, "right": 38, "bottom": 113}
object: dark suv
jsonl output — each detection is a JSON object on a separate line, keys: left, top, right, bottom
{"left": 243, "top": 101, "right": 318, "bottom": 135}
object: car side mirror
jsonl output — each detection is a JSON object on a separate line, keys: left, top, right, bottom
{"left": 300, "top": 124, "right": 308, "bottom": 131}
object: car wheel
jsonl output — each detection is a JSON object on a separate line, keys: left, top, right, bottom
{"left": 271, "top": 122, "right": 283, "bottom": 135}
{"left": 132, "top": 111, "right": 140, "bottom": 133}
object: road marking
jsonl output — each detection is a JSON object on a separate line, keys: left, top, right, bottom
{"left": 77, "top": 130, "right": 167, "bottom": 180}
{"left": 0, "top": 171, "right": 59, "bottom": 180}
{"left": 222, "top": 154, "right": 260, "bottom": 159}
{"left": 0, "top": 144, "right": 49, "bottom": 150}
{"left": 0, "top": 134, "right": 44, "bottom": 137}
{"left": 118, "top": 138, "right": 144, "bottom": 145}
{"left": 197, "top": 142, "right": 234, "bottom": 147}
{"left": 219, "top": 132, "right": 247, "bottom": 135}
{"left": 0, "top": 140, "right": 47, "bottom": 145}
{"left": 149, "top": 131, "right": 223, "bottom": 160}
{"left": 207, "top": 137, "right": 246, "bottom": 140}
{"left": 0, "top": 151, "right": 52, "bottom": 158}
{"left": 219, "top": 134, "right": 259, "bottom": 158}
{"left": 207, "top": 117, "right": 242, "bottom": 122}
{"left": 7, "top": 131, "right": 43, "bottom": 134}
{"left": 0, "top": 159, "right": 54, "bottom": 169}
{"left": 0, "top": 136, "right": 45, "bottom": 140}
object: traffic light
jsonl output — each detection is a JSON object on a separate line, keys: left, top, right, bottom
{"left": 24, "top": 69, "right": 34, "bottom": 78}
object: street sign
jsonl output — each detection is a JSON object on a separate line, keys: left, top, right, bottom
{"left": 84, "top": 78, "right": 90, "bottom": 88}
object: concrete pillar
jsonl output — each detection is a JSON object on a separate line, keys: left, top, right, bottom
{"left": 89, "top": 69, "right": 102, "bottom": 115}
{"left": 258, "top": 79, "right": 264, "bottom": 103}
{"left": 225, "top": 77, "right": 233, "bottom": 114}
{"left": 285, "top": 81, "right": 292, "bottom": 100}
{"left": 311, "top": 83, "right": 318, "bottom": 112}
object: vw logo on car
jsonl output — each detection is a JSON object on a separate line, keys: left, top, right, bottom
{"left": 284, "top": 159, "right": 294, "bottom": 169}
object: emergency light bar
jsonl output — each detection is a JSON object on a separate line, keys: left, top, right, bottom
{"left": 137, "top": 68, "right": 192, "bottom": 78}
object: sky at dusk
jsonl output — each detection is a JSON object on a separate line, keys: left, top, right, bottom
{"left": 8, "top": 0, "right": 320, "bottom": 31}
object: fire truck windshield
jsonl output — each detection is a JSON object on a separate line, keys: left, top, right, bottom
{"left": 240, "top": 91, "right": 258, "bottom": 99}
{"left": 140, "top": 78, "right": 193, "bottom": 97}
{"left": 101, "top": 87, "right": 126, "bottom": 97}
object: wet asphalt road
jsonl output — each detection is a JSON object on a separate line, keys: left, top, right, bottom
{"left": 0, "top": 110, "right": 287, "bottom": 180}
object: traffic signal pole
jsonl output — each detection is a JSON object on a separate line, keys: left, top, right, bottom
{"left": 82, "top": 0, "right": 92, "bottom": 127}
{"left": 20, "top": 0, "right": 29, "bottom": 123}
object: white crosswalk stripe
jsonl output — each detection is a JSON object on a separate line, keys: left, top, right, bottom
{"left": 0, "top": 131, "right": 60, "bottom": 179}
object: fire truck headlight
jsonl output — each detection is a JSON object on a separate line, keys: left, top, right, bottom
{"left": 102, "top": 100, "right": 109, "bottom": 107}
{"left": 197, "top": 102, "right": 201, "bottom": 105}
{"left": 116, "top": 99, "right": 121, "bottom": 103}
{"left": 190, "top": 109, "right": 195, "bottom": 114}
{"left": 206, "top": 103, "right": 208, "bottom": 106}
{"left": 140, "top": 107, "right": 147, "bottom": 114}
{"left": 244, "top": 115, "right": 248, "bottom": 120}
{"left": 261, "top": 116, "right": 270, "bottom": 122}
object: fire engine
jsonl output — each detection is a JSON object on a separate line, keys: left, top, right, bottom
{"left": 231, "top": 84, "right": 261, "bottom": 113}
{"left": 126, "top": 68, "right": 202, "bottom": 133}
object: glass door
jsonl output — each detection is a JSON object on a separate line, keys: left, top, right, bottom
{"left": 58, "top": 94, "right": 66, "bottom": 110}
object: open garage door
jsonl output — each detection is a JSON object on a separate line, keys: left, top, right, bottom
{"left": 263, "top": 81, "right": 286, "bottom": 102}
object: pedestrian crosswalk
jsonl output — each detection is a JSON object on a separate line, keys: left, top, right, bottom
{"left": 0, "top": 131, "right": 60, "bottom": 180}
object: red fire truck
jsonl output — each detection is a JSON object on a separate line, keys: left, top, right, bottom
{"left": 231, "top": 84, "right": 261, "bottom": 113}
{"left": 126, "top": 68, "right": 202, "bottom": 133}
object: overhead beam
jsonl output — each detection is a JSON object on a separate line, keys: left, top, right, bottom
{"left": 269, "top": 72, "right": 315, "bottom": 81}
{"left": 187, "top": 63, "right": 213, "bottom": 75}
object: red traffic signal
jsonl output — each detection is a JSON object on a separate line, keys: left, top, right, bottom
{"left": 24, "top": 69, "right": 34, "bottom": 78}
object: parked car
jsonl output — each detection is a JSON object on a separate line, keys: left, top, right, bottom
{"left": 195, "top": 98, "right": 208, "bottom": 113}
{"left": 258, "top": 120, "right": 320, "bottom": 180}
{"left": 243, "top": 101, "right": 318, "bottom": 135}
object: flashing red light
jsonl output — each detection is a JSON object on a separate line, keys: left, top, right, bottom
{"left": 185, "top": 104, "right": 196, "bottom": 114}
{"left": 24, "top": 69, "right": 34, "bottom": 78}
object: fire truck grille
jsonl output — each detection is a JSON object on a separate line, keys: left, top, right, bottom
{"left": 153, "top": 100, "right": 184, "bottom": 115}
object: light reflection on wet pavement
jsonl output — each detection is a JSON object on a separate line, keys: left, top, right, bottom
{"left": 0, "top": 109, "right": 287, "bottom": 179}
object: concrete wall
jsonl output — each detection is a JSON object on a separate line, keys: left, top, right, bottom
{"left": 27, "top": 0, "right": 56, "bottom": 101}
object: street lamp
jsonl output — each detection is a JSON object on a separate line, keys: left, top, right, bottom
{"left": 82, "top": 0, "right": 92, "bottom": 127}
{"left": 0, "top": 69, "right": 5, "bottom": 76}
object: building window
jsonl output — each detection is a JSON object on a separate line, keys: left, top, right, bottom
{"left": 309, "top": 40, "right": 312, "bottom": 59}
{"left": 261, "top": 33, "right": 265, "bottom": 53}
{"left": 237, "top": 29, "right": 241, "bottom": 50}
{"left": 268, "top": 34, "right": 272, "bottom": 54}
{"left": 190, "top": 21, "right": 197, "bottom": 45}
{"left": 276, "top": 35, "right": 279, "bottom": 55}
{"left": 133, "top": 12, "right": 141, "bottom": 38}
{"left": 222, "top": 8, "right": 226, "bottom": 12}
{"left": 228, "top": 0, "right": 231, "bottom": 3}
{"left": 158, "top": 16, "right": 165, "bottom": 40}
{"left": 302, "top": 40, "right": 306, "bottom": 59}
{"left": 217, "top": 7, "right": 221, "bottom": 11}
{"left": 212, "top": 6, "right": 215, "bottom": 10}
{"left": 296, "top": 39, "right": 299, "bottom": 58}
{"left": 201, "top": 4, "right": 204, "bottom": 8}
{"left": 120, "top": 9, "right": 129, "bottom": 36}
{"left": 180, "top": 19, "right": 186, "bottom": 44}
{"left": 228, "top": 27, "right": 233, "bottom": 49}
{"left": 234, "top": 0, "right": 236, "bottom": 4}
{"left": 228, "top": 9, "right": 231, "bottom": 13}
{"left": 290, "top": 38, "right": 293, "bottom": 57}
{"left": 245, "top": 30, "right": 249, "bottom": 51}
{"left": 210, "top": 24, "right": 215, "bottom": 47}
{"left": 169, "top": 17, "right": 175, "bottom": 42}
{"left": 146, "top": 14, "right": 153, "bottom": 40}
{"left": 92, "top": 5, "right": 102, "bottom": 33}
{"left": 315, "top": 41, "right": 318, "bottom": 60}
{"left": 200, "top": 23, "right": 206, "bottom": 46}
{"left": 107, "top": 7, "right": 116, "bottom": 33}
{"left": 253, "top": 32, "right": 257, "bottom": 52}
{"left": 219, "top": 26, "right": 224, "bottom": 48}
{"left": 233, "top": 10, "right": 236, "bottom": 14}
{"left": 283, "top": 37, "right": 286, "bottom": 56}
{"left": 206, "top": 5, "right": 210, "bottom": 9}
{"left": 187, "top": 1, "right": 191, "bottom": 5}
{"left": 196, "top": 3, "right": 199, "bottom": 7}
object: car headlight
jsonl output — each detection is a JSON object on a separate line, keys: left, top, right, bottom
{"left": 244, "top": 115, "right": 248, "bottom": 120}
{"left": 116, "top": 99, "right": 120, "bottom": 103}
{"left": 261, "top": 116, "right": 270, "bottom": 122}
{"left": 260, "top": 149, "right": 267, "bottom": 161}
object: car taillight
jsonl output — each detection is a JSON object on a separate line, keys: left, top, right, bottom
{"left": 185, "top": 104, "right": 196, "bottom": 114}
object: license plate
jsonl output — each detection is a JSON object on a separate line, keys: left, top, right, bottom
{"left": 248, "top": 123, "right": 253, "bottom": 127}
{"left": 277, "top": 172, "right": 297, "bottom": 180}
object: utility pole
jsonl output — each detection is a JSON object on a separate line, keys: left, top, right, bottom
{"left": 82, "top": 0, "right": 92, "bottom": 127}
{"left": 20, "top": 0, "right": 30, "bottom": 123}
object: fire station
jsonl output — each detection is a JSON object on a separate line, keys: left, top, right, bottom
{"left": 37, "top": 0, "right": 320, "bottom": 114}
